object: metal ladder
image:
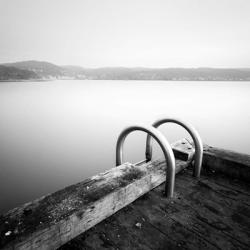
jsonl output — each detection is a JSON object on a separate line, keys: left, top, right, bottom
{"left": 145, "top": 118, "right": 203, "bottom": 178}
{"left": 116, "top": 118, "right": 203, "bottom": 198}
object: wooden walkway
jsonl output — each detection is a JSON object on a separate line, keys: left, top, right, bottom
{"left": 1, "top": 140, "right": 250, "bottom": 250}
{"left": 60, "top": 167, "right": 250, "bottom": 250}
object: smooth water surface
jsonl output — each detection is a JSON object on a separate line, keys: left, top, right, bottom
{"left": 0, "top": 80, "right": 249, "bottom": 213}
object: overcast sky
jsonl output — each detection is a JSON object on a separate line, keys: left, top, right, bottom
{"left": 0, "top": 0, "right": 249, "bottom": 68}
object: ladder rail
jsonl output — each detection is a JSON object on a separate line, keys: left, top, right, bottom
{"left": 116, "top": 125, "right": 176, "bottom": 198}
{"left": 145, "top": 118, "right": 203, "bottom": 177}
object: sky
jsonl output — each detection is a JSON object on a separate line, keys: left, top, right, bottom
{"left": 0, "top": 0, "right": 250, "bottom": 68}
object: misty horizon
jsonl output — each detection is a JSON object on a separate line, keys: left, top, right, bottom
{"left": 2, "top": 59, "right": 250, "bottom": 70}
{"left": 2, "top": 60, "right": 250, "bottom": 81}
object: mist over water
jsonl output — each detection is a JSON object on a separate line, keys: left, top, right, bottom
{"left": 0, "top": 80, "right": 250, "bottom": 213}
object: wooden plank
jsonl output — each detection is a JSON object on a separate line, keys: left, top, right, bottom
{"left": 61, "top": 205, "right": 178, "bottom": 250}
{"left": 200, "top": 176, "right": 250, "bottom": 207}
{"left": 202, "top": 170, "right": 250, "bottom": 197}
{"left": 130, "top": 172, "right": 249, "bottom": 250}
{"left": 61, "top": 168, "right": 250, "bottom": 250}
{"left": 174, "top": 171, "right": 250, "bottom": 247}
{"left": 172, "top": 140, "right": 250, "bottom": 181}
{"left": 202, "top": 145, "right": 250, "bottom": 181}
{"left": 172, "top": 138, "right": 195, "bottom": 161}
{"left": 132, "top": 195, "right": 218, "bottom": 250}
{"left": 0, "top": 140, "right": 194, "bottom": 250}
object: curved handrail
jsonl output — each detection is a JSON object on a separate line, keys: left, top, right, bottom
{"left": 116, "top": 125, "right": 176, "bottom": 198}
{"left": 145, "top": 118, "right": 203, "bottom": 178}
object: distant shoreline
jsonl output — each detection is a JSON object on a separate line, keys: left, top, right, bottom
{"left": 1, "top": 60, "right": 250, "bottom": 82}
{"left": 0, "top": 79, "right": 53, "bottom": 82}
{"left": 1, "top": 79, "right": 250, "bottom": 83}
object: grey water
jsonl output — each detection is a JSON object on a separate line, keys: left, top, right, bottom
{"left": 0, "top": 80, "right": 250, "bottom": 213}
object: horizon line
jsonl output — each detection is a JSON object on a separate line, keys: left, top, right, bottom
{"left": 1, "top": 60, "right": 250, "bottom": 70}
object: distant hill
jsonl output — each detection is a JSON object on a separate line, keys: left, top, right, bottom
{"left": 0, "top": 65, "right": 39, "bottom": 81}
{"left": 3, "top": 60, "right": 67, "bottom": 79}
{"left": 1, "top": 60, "right": 250, "bottom": 81}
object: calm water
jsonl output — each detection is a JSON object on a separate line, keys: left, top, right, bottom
{"left": 0, "top": 80, "right": 250, "bottom": 213}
